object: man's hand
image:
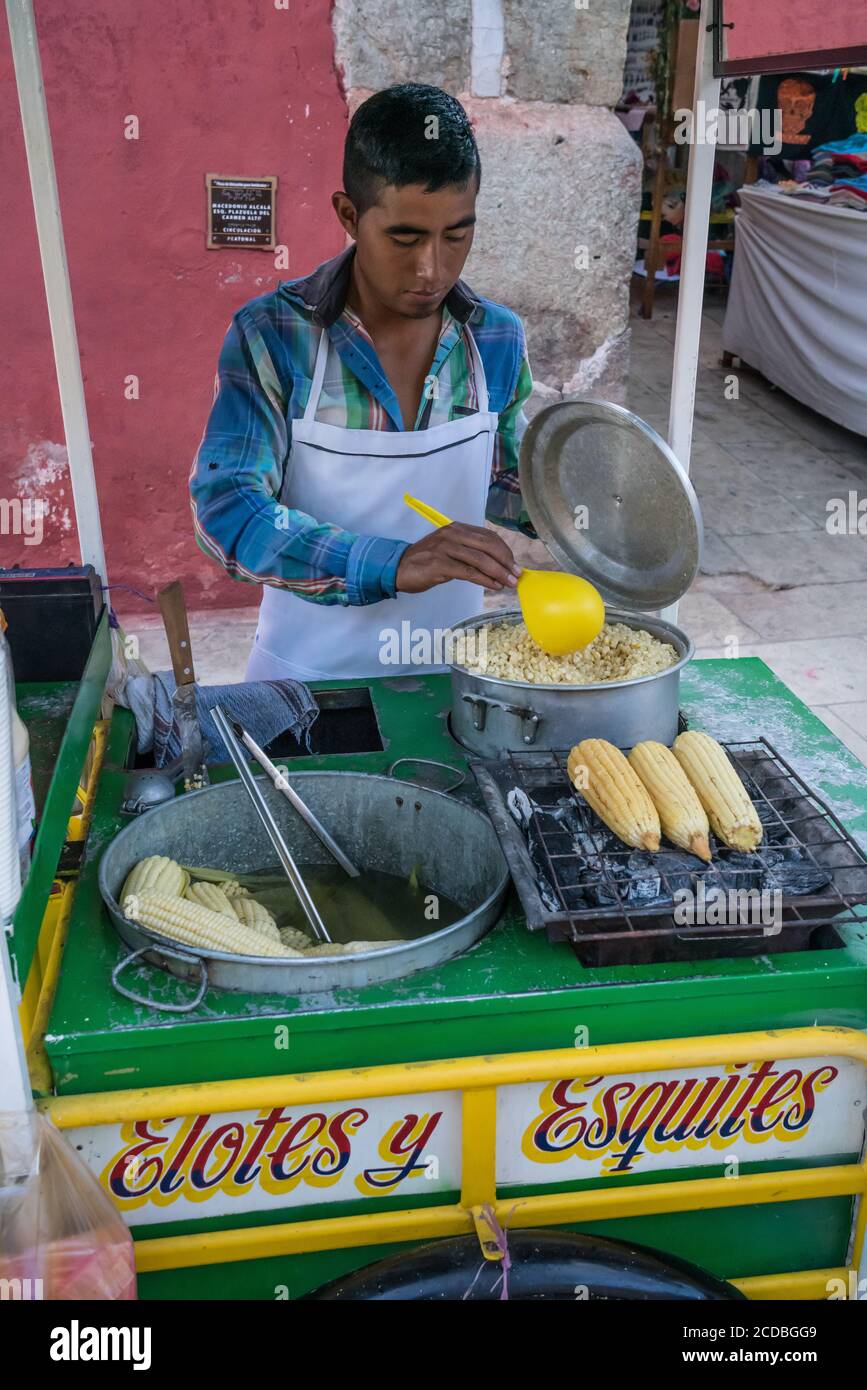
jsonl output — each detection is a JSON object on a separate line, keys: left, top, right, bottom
{"left": 395, "top": 523, "right": 522, "bottom": 594}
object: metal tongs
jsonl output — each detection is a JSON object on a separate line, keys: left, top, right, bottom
{"left": 210, "top": 705, "right": 331, "bottom": 944}
{"left": 230, "top": 721, "right": 359, "bottom": 878}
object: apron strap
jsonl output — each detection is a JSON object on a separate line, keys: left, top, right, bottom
{"left": 305, "top": 321, "right": 491, "bottom": 426}
{"left": 303, "top": 329, "right": 331, "bottom": 423}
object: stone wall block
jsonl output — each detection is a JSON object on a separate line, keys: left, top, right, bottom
{"left": 462, "top": 99, "right": 642, "bottom": 389}
{"left": 502, "top": 0, "right": 633, "bottom": 106}
{"left": 333, "top": 0, "right": 472, "bottom": 94}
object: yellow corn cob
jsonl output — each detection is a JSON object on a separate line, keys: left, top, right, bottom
{"left": 184, "top": 880, "right": 236, "bottom": 917}
{"left": 567, "top": 739, "right": 661, "bottom": 852}
{"left": 628, "top": 740, "right": 712, "bottom": 862}
{"left": 123, "top": 891, "right": 301, "bottom": 958}
{"left": 231, "top": 895, "right": 280, "bottom": 942}
{"left": 672, "top": 731, "right": 763, "bottom": 852}
{"left": 303, "top": 940, "right": 393, "bottom": 957}
{"left": 180, "top": 866, "right": 242, "bottom": 891}
{"left": 121, "top": 856, "right": 188, "bottom": 904}
{"left": 279, "top": 925, "right": 314, "bottom": 951}
{"left": 223, "top": 882, "right": 251, "bottom": 900}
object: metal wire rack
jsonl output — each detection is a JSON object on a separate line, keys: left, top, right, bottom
{"left": 471, "top": 738, "right": 867, "bottom": 966}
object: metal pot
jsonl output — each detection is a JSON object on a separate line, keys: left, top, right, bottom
{"left": 448, "top": 608, "right": 693, "bottom": 757}
{"left": 98, "top": 772, "right": 509, "bottom": 1003}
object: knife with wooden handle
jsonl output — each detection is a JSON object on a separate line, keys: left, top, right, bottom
{"left": 157, "top": 580, "right": 208, "bottom": 789}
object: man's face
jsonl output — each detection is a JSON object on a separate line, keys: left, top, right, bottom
{"left": 333, "top": 181, "right": 477, "bottom": 319}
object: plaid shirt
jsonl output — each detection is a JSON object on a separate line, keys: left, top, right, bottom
{"left": 190, "top": 247, "right": 534, "bottom": 606}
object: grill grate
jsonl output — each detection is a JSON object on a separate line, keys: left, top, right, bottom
{"left": 470, "top": 738, "right": 867, "bottom": 966}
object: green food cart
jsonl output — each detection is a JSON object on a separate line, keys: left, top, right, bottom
{"left": 11, "top": 611, "right": 867, "bottom": 1301}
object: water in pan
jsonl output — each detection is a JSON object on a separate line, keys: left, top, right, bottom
{"left": 240, "top": 865, "right": 464, "bottom": 945}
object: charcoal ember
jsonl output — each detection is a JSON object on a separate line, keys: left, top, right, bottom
{"left": 764, "top": 861, "right": 832, "bottom": 895}
{"left": 555, "top": 797, "right": 587, "bottom": 834}
{"left": 760, "top": 833, "right": 801, "bottom": 861}
{"left": 538, "top": 826, "right": 577, "bottom": 855}
{"left": 543, "top": 855, "right": 587, "bottom": 890}
{"left": 624, "top": 852, "right": 662, "bottom": 904}
{"left": 535, "top": 874, "right": 564, "bottom": 913}
{"left": 572, "top": 831, "right": 604, "bottom": 858}
{"left": 757, "top": 803, "right": 794, "bottom": 839}
{"left": 653, "top": 850, "right": 706, "bottom": 898}
{"left": 581, "top": 855, "right": 632, "bottom": 908}
{"left": 715, "top": 851, "right": 765, "bottom": 892}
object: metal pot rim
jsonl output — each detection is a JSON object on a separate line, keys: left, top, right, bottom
{"left": 99, "top": 771, "right": 509, "bottom": 971}
{"left": 447, "top": 607, "right": 694, "bottom": 693}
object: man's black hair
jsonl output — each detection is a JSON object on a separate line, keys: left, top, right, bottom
{"left": 343, "top": 84, "right": 481, "bottom": 214}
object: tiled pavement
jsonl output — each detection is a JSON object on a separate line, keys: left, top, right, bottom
{"left": 123, "top": 298, "right": 867, "bottom": 768}
{"left": 626, "top": 298, "right": 867, "bottom": 766}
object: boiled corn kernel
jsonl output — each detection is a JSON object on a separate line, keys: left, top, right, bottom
{"left": 458, "top": 619, "right": 677, "bottom": 686}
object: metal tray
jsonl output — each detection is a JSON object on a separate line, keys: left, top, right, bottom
{"left": 471, "top": 739, "right": 867, "bottom": 967}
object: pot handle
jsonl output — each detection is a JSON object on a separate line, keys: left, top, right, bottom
{"left": 461, "top": 693, "right": 541, "bottom": 746}
{"left": 111, "top": 946, "right": 209, "bottom": 1013}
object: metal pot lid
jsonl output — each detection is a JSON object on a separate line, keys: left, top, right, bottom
{"left": 518, "top": 400, "right": 703, "bottom": 611}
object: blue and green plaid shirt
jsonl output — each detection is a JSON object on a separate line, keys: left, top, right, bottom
{"left": 190, "top": 247, "right": 534, "bottom": 606}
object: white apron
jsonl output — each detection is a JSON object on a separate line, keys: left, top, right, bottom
{"left": 246, "top": 325, "right": 498, "bottom": 681}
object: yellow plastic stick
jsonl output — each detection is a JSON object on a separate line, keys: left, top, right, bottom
{"left": 403, "top": 493, "right": 454, "bottom": 530}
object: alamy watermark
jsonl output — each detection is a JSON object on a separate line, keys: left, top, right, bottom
{"left": 826, "top": 491, "right": 866, "bottom": 536}
{"left": 0, "top": 496, "right": 44, "bottom": 545}
{"left": 674, "top": 102, "right": 782, "bottom": 155}
{"left": 378, "top": 620, "right": 488, "bottom": 670}
{"left": 674, "top": 882, "right": 782, "bottom": 935}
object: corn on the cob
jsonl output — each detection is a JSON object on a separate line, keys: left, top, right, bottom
{"left": 184, "top": 880, "right": 236, "bottom": 917}
{"left": 124, "top": 891, "right": 301, "bottom": 958}
{"left": 567, "top": 739, "right": 661, "bottom": 852}
{"left": 231, "top": 895, "right": 280, "bottom": 942}
{"left": 303, "top": 940, "right": 393, "bottom": 957}
{"left": 628, "top": 740, "right": 712, "bottom": 862}
{"left": 180, "top": 865, "right": 242, "bottom": 888}
{"left": 672, "top": 731, "right": 763, "bottom": 852}
{"left": 223, "top": 882, "right": 251, "bottom": 901}
{"left": 279, "top": 925, "right": 314, "bottom": 951}
{"left": 121, "top": 856, "right": 188, "bottom": 904}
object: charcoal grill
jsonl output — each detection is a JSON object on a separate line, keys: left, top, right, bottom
{"left": 471, "top": 738, "right": 867, "bottom": 967}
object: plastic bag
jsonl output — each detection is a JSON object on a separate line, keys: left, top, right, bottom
{"left": 105, "top": 609, "right": 152, "bottom": 707}
{"left": 0, "top": 1110, "right": 137, "bottom": 1300}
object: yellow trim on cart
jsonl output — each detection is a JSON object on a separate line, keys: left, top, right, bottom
{"left": 25, "top": 879, "right": 76, "bottom": 1091}
{"left": 19, "top": 878, "right": 74, "bottom": 1045}
{"left": 43, "top": 1024, "right": 867, "bottom": 1129}
{"left": 734, "top": 1268, "right": 849, "bottom": 1301}
{"left": 67, "top": 718, "right": 109, "bottom": 841}
{"left": 41, "top": 1025, "right": 867, "bottom": 1294}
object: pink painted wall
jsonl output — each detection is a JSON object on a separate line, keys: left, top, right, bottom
{"left": 0, "top": 0, "right": 345, "bottom": 610}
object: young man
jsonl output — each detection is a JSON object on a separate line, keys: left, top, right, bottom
{"left": 190, "top": 83, "right": 534, "bottom": 680}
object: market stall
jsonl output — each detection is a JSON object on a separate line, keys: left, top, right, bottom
{"left": 723, "top": 179, "right": 867, "bottom": 436}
